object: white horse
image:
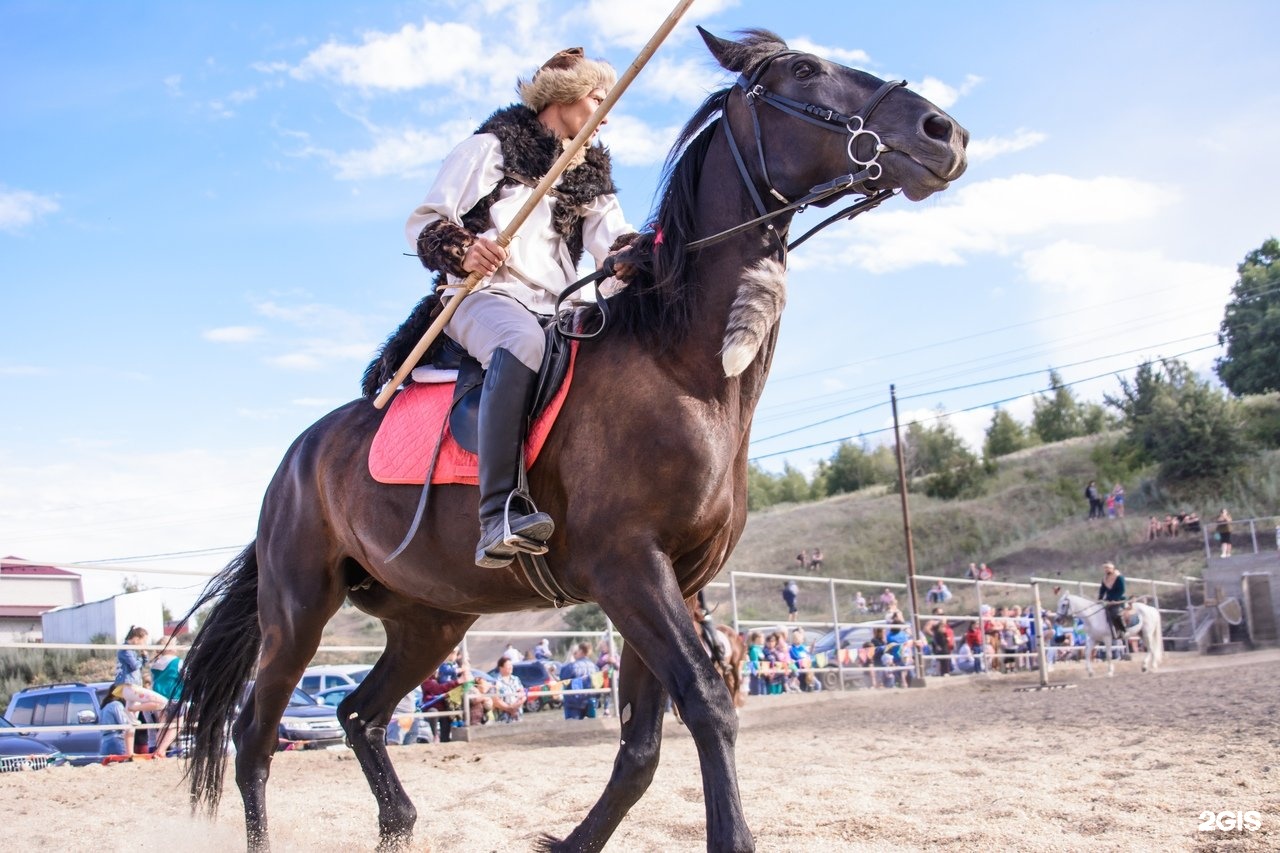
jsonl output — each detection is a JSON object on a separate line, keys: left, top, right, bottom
{"left": 1057, "top": 592, "right": 1164, "bottom": 677}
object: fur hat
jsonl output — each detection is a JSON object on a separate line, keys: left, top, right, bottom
{"left": 518, "top": 47, "right": 616, "bottom": 113}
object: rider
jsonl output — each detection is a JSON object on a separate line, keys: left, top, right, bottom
{"left": 404, "top": 47, "right": 638, "bottom": 568}
{"left": 1097, "top": 561, "right": 1128, "bottom": 640}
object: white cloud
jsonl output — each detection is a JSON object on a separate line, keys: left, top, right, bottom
{"left": 633, "top": 55, "right": 729, "bottom": 105}
{"left": 603, "top": 113, "right": 684, "bottom": 166}
{"left": 315, "top": 122, "right": 474, "bottom": 180}
{"left": 292, "top": 21, "right": 485, "bottom": 91}
{"left": 967, "top": 129, "right": 1047, "bottom": 164}
{"left": 909, "top": 74, "right": 982, "bottom": 111}
{"left": 203, "top": 326, "right": 264, "bottom": 343}
{"left": 794, "top": 173, "right": 1179, "bottom": 274}
{"left": 583, "top": 0, "right": 740, "bottom": 50}
{"left": 1021, "top": 241, "right": 1232, "bottom": 366}
{"left": 787, "top": 37, "right": 871, "bottom": 67}
{"left": 0, "top": 187, "right": 59, "bottom": 232}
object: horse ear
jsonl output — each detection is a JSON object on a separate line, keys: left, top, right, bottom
{"left": 697, "top": 26, "right": 746, "bottom": 73}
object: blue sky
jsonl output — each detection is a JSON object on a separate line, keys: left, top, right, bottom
{"left": 3, "top": 1, "right": 1278, "bottom": 609}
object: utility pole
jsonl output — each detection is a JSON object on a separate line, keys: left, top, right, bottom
{"left": 891, "top": 384, "right": 926, "bottom": 686}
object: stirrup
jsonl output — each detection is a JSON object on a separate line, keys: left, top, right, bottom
{"left": 501, "top": 489, "right": 553, "bottom": 553}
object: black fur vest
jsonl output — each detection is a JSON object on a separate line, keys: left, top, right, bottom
{"left": 464, "top": 104, "right": 618, "bottom": 267}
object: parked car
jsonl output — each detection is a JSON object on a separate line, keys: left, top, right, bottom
{"left": 3, "top": 681, "right": 115, "bottom": 762}
{"left": 313, "top": 684, "right": 356, "bottom": 708}
{"left": 241, "top": 682, "right": 345, "bottom": 749}
{"left": 0, "top": 716, "right": 66, "bottom": 771}
{"left": 488, "top": 660, "right": 562, "bottom": 711}
{"left": 298, "top": 664, "right": 372, "bottom": 696}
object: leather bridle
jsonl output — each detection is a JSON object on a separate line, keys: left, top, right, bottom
{"left": 690, "top": 51, "right": 906, "bottom": 253}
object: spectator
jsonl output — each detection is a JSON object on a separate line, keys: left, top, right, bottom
{"left": 855, "top": 641, "right": 877, "bottom": 688}
{"left": 932, "top": 615, "right": 955, "bottom": 677}
{"left": 1085, "top": 480, "right": 1102, "bottom": 520}
{"left": 466, "top": 675, "right": 495, "bottom": 726}
{"left": 115, "top": 625, "right": 150, "bottom": 686}
{"left": 1216, "top": 508, "right": 1233, "bottom": 558}
{"left": 500, "top": 642, "right": 523, "bottom": 663}
{"left": 386, "top": 688, "right": 423, "bottom": 744}
{"left": 148, "top": 642, "right": 183, "bottom": 758}
{"left": 114, "top": 626, "right": 167, "bottom": 752}
{"left": 1105, "top": 492, "right": 1116, "bottom": 519}
{"left": 978, "top": 563, "right": 992, "bottom": 581}
{"left": 533, "top": 638, "right": 553, "bottom": 661}
{"left": 560, "top": 641, "right": 600, "bottom": 719}
{"left": 492, "top": 657, "right": 526, "bottom": 723}
{"left": 808, "top": 547, "right": 824, "bottom": 572}
{"left": 796, "top": 550, "right": 808, "bottom": 572}
{"left": 1112, "top": 483, "right": 1126, "bottom": 518}
{"left": 746, "top": 631, "right": 767, "bottom": 695}
{"left": 1147, "top": 515, "right": 1161, "bottom": 541}
{"left": 420, "top": 663, "right": 468, "bottom": 743}
{"left": 926, "top": 580, "right": 952, "bottom": 604}
{"left": 781, "top": 579, "right": 799, "bottom": 622}
{"left": 99, "top": 682, "right": 134, "bottom": 759}
{"left": 788, "top": 629, "right": 815, "bottom": 691}
{"left": 762, "top": 632, "right": 789, "bottom": 694}
{"left": 954, "top": 641, "right": 976, "bottom": 674}
{"left": 962, "top": 622, "right": 985, "bottom": 674}
{"left": 852, "top": 590, "right": 869, "bottom": 614}
{"left": 877, "top": 587, "right": 898, "bottom": 614}
{"left": 965, "top": 562, "right": 978, "bottom": 580}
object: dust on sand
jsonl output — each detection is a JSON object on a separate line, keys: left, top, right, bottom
{"left": 5, "top": 649, "right": 1278, "bottom": 852}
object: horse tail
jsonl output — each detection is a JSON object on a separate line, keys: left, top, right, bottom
{"left": 177, "top": 542, "right": 262, "bottom": 815}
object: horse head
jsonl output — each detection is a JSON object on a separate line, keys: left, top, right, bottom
{"left": 1056, "top": 593, "right": 1074, "bottom": 621}
{"left": 700, "top": 27, "right": 968, "bottom": 204}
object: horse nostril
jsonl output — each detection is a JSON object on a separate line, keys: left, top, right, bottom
{"left": 922, "top": 113, "right": 953, "bottom": 142}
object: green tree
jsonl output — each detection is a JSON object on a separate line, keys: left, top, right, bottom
{"left": 1107, "top": 358, "right": 1251, "bottom": 483}
{"left": 903, "top": 413, "right": 973, "bottom": 478}
{"left": 1216, "top": 237, "right": 1280, "bottom": 395}
{"left": 1031, "top": 370, "right": 1084, "bottom": 443}
{"left": 563, "top": 603, "right": 606, "bottom": 634}
{"left": 817, "top": 440, "right": 887, "bottom": 495}
{"left": 983, "top": 407, "right": 1030, "bottom": 459}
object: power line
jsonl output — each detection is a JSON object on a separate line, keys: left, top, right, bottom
{"left": 748, "top": 342, "right": 1220, "bottom": 461}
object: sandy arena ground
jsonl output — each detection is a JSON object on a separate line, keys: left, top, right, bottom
{"left": 5, "top": 649, "right": 1278, "bottom": 852}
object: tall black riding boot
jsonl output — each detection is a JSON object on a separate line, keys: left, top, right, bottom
{"left": 474, "top": 347, "right": 555, "bottom": 568}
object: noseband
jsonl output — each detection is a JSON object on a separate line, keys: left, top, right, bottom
{"left": 689, "top": 51, "right": 905, "bottom": 253}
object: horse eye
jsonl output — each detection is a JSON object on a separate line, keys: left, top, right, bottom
{"left": 794, "top": 61, "right": 815, "bottom": 80}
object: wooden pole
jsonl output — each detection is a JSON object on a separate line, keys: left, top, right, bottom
{"left": 374, "top": 0, "right": 698, "bottom": 409}
{"left": 891, "top": 384, "right": 927, "bottom": 686}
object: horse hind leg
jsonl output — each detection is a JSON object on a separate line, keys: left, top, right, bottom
{"left": 536, "top": 642, "right": 669, "bottom": 853}
{"left": 235, "top": 551, "right": 346, "bottom": 850}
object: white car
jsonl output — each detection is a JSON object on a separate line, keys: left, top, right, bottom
{"left": 298, "top": 664, "right": 372, "bottom": 696}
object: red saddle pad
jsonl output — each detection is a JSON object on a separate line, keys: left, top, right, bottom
{"left": 368, "top": 344, "right": 576, "bottom": 486}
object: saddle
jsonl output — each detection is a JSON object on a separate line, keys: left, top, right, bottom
{"left": 368, "top": 323, "right": 576, "bottom": 486}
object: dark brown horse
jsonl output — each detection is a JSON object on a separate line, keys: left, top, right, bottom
{"left": 178, "top": 28, "right": 967, "bottom": 853}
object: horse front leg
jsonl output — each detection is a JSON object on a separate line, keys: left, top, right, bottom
{"left": 537, "top": 643, "right": 669, "bottom": 853}
{"left": 338, "top": 611, "right": 471, "bottom": 851}
{"left": 1083, "top": 637, "right": 1095, "bottom": 677}
{"left": 598, "top": 555, "right": 754, "bottom": 853}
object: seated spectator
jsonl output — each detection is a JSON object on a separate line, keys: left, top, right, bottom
{"left": 962, "top": 623, "right": 985, "bottom": 673}
{"left": 978, "top": 563, "right": 993, "bottom": 580}
{"left": 533, "top": 638, "right": 553, "bottom": 661}
{"left": 762, "top": 632, "right": 789, "bottom": 694}
{"left": 500, "top": 642, "right": 523, "bottom": 663}
{"left": 965, "top": 562, "right": 978, "bottom": 580}
{"left": 421, "top": 663, "right": 467, "bottom": 743}
{"left": 926, "top": 580, "right": 953, "bottom": 604}
{"left": 852, "top": 590, "right": 869, "bottom": 613}
{"left": 808, "top": 547, "right": 824, "bottom": 572}
{"left": 746, "top": 631, "right": 767, "bottom": 695}
{"left": 1147, "top": 516, "right": 1161, "bottom": 541}
{"left": 386, "top": 687, "right": 422, "bottom": 744}
{"left": 878, "top": 588, "right": 898, "bottom": 614}
{"left": 492, "top": 657, "right": 527, "bottom": 723}
{"left": 1183, "top": 511, "right": 1201, "bottom": 533}
{"left": 99, "top": 682, "right": 134, "bottom": 758}
{"left": 932, "top": 615, "right": 955, "bottom": 677}
{"left": 954, "top": 641, "right": 976, "bottom": 674}
{"left": 467, "top": 675, "right": 495, "bottom": 726}
{"left": 789, "top": 628, "right": 816, "bottom": 691}
{"left": 559, "top": 641, "right": 600, "bottom": 719}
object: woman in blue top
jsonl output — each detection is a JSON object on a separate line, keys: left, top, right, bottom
{"left": 99, "top": 682, "right": 133, "bottom": 758}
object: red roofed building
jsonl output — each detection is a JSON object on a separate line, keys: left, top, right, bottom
{"left": 0, "top": 556, "right": 85, "bottom": 641}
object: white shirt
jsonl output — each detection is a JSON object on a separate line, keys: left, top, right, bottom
{"left": 404, "top": 133, "right": 633, "bottom": 315}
